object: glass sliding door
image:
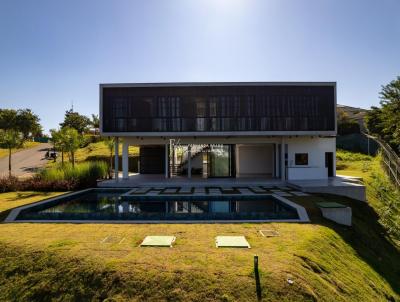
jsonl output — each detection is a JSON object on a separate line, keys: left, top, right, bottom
{"left": 208, "top": 145, "right": 233, "bottom": 177}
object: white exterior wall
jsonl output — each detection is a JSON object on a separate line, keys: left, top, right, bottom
{"left": 121, "top": 135, "right": 336, "bottom": 181}
{"left": 236, "top": 144, "right": 274, "bottom": 177}
{"left": 286, "top": 137, "right": 336, "bottom": 180}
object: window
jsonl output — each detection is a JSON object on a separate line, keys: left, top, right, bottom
{"left": 295, "top": 153, "right": 308, "bottom": 165}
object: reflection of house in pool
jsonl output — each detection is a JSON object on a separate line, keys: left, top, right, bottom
{"left": 11, "top": 189, "right": 308, "bottom": 222}
{"left": 118, "top": 199, "right": 293, "bottom": 216}
{"left": 100, "top": 82, "right": 337, "bottom": 182}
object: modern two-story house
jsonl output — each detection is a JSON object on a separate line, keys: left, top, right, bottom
{"left": 100, "top": 82, "right": 336, "bottom": 181}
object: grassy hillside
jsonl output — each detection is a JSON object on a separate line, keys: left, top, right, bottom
{"left": 74, "top": 141, "right": 139, "bottom": 163}
{"left": 337, "top": 104, "right": 368, "bottom": 132}
{"left": 0, "top": 206, "right": 399, "bottom": 301}
{"left": 0, "top": 193, "right": 399, "bottom": 300}
{"left": 337, "top": 149, "right": 400, "bottom": 243}
{"left": 47, "top": 141, "right": 140, "bottom": 171}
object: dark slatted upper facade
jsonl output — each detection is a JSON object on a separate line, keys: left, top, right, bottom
{"left": 100, "top": 83, "right": 336, "bottom": 134}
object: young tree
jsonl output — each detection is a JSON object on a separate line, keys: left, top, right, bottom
{"left": 103, "top": 137, "right": 115, "bottom": 179}
{"left": 50, "top": 129, "right": 65, "bottom": 164}
{"left": 0, "top": 129, "right": 24, "bottom": 177}
{"left": 91, "top": 114, "right": 99, "bottom": 129}
{"left": 60, "top": 127, "right": 82, "bottom": 167}
{"left": 60, "top": 109, "right": 91, "bottom": 134}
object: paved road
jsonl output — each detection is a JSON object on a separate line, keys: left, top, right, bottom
{"left": 0, "top": 143, "right": 52, "bottom": 178}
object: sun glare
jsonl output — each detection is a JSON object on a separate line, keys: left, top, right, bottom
{"left": 205, "top": 0, "right": 247, "bottom": 12}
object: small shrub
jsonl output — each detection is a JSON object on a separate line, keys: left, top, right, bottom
{"left": 368, "top": 171, "right": 400, "bottom": 241}
{"left": 0, "top": 175, "right": 19, "bottom": 193}
{"left": 336, "top": 149, "right": 372, "bottom": 161}
{"left": 38, "top": 161, "right": 108, "bottom": 188}
{"left": 0, "top": 161, "right": 108, "bottom": 193}
{"left": 362, "top": 162, "right": 371, "bottom": 172}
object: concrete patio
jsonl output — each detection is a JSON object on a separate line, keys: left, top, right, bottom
{"left": 288, "top": 175, "right": 366, "bottom": 201}
{"left": 98, "top": 173, "right": 286, "bottom": 187}
{"left": 98, "top": 173, "right": 366, "bottom": 201}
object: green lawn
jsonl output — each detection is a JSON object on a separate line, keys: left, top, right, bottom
{"left": 0, "top": 191, "right": 66, "bottom": 222}
{"left": 0, "top": 150, "right": 399, "bottom": 301}
{"left": 336, "top": 149, "right": 375, "bottom": 181}
{"left": 0, "top": 191, "right": 66, "bottom": 213}
{"left": 0, "top": 190, "right": 399, "bottom": 301}
{"left": 0, "top": 141, "right": 40, "bottom": 159}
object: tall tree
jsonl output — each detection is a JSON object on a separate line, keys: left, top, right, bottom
{"left": 364, "top": 106, "right": 384, "bottom": 136}
{"left": 0, "top": 108, "right": 42, "bottom": 138}
{"left": 365, "top": 76, "right": 400, "bottom": 150}
{"left": 0, "top": 109, "right": 18, "bottom": 130}
{"left": 0, "top": 129, "right": 24, "bottom": 177}
{"left": 379, "top": 76, "right": 400, "bottom": 146}
{"left": 16, "top": 109, "right": 42, "bottom": 138}
{"left": 60, "top": 109, "right": 91, "bottom": 134}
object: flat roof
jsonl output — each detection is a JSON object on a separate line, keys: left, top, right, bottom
{"left": 100, "top": 82, "right": 336, "bottom": 88}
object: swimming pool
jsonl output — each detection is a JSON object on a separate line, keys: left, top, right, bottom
{"left": 6, "top": 188, "right": 309, "bottom": 222}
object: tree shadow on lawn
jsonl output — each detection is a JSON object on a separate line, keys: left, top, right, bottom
{"left": 9, "top": 192, "right": 51, "bottom": 201}
{"left": 291, "top": 193, "right": 400, "bottom": 298}
{"left": 0, "top": 192, "right": 54, "bottom": 222}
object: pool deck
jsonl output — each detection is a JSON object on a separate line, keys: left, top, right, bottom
{"left": 288, "top": 175, "right": 366, "bottom": 201}
{"left": 98, "top": 174, "right": 366, "bottom": 201}
{"left": 98, "top": 174, "right": 285, "bottom": 187}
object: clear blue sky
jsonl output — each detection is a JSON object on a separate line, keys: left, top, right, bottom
{"left": 1, "top": 0, "right": 399, "bottom": 133}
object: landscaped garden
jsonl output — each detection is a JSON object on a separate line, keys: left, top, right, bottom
{"left": 0, "top": 149, "right": 399, "bottom": 301}
{"left": 1, "top": 107, "right": 400, "bottom": 301}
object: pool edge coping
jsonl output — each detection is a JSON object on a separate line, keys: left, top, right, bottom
{"left": 4, "top": 188, "right": 310, "bottom": 224}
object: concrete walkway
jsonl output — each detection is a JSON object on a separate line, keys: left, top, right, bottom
{"left": 98, "top": 173, "right": 285, "bottom": 187}
{"left": 0, "top": 143, "right": 52, "bottom": 178}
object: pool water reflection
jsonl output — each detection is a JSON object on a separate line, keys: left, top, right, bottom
{"left": 16, "top": 189, "right": 299, "bottom": 221}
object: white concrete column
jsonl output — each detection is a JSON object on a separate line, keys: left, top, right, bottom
{"left": 122, "top": 140, "right": 129, "bottom": 179}
{"left": 235, "top": 145, "right": 240, "bottom": 177}
{"left": 165, "top": 144, "right": 169, "bottom": 178}
{"left": 114, "top": 137, "right": 119, "bottom": 181}
{"left": 333, "top": 147, "right": 337, "bottom": 177}
{"left": 172, "top": 145, "right": 176, "bottom": 176}
{"left": 276, "top": 143, "right": 280, "bottom": 178}
{"left": 187, "top": 146, "right": 192, "bottom": 178}
{"left": 281, "top": 138, "right": 285, "bottom": 181}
